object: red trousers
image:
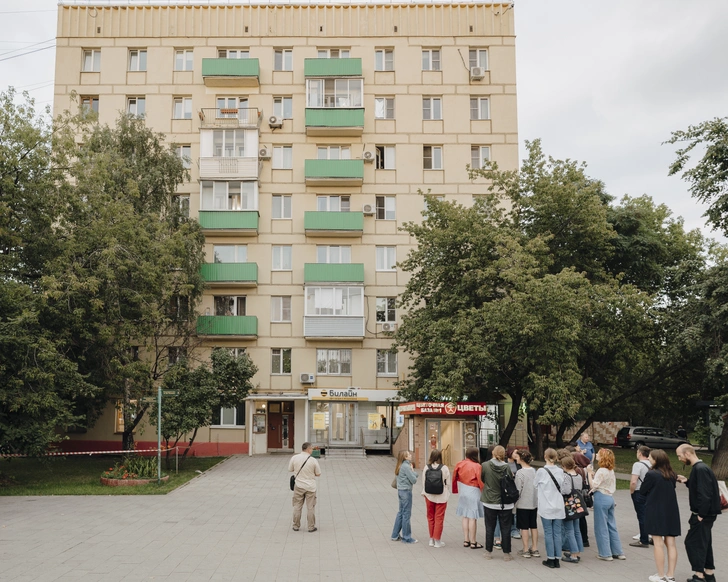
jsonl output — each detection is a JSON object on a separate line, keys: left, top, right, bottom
{"left": 425, "top": 498, "right": 447, "bottom": 540}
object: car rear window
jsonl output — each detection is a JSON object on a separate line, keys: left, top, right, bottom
{"left": 617, "top": 427, "right": 630, "bottom": 436}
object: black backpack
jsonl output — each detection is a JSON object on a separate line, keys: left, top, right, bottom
{"left": 424, "top": 464, "right": 445, "bottom": 495}
{"left": 500, "top": 471, "right": 519, "bottom": 507}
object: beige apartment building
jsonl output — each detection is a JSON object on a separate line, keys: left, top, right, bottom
{"left": 53, "top": 0, "right": 518, "bottom": 457}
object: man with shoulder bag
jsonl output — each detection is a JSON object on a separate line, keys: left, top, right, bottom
{"left": 289, "top": 442, "right": 322, "bottom": 532}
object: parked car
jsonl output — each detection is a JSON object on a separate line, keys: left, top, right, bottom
{"left": 615, "top": 426, "right": 689, "bottom": 449}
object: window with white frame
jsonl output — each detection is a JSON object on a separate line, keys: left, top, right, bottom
{"left": 305, "top": 286, "right": 363, "bottom": 316}
{"left": 317, "top": 145, "right": 350, "bottom": 160}
{"left": 126, "top": 97, "right": 146, "bottom": 117}
{"left": 200, "top": 181, "right": 257, "bottom": 210}
{"left": 470, "top": 97, "right": 490, "bottom": 120}
{"left": 272, "top": 246, "right": 292, "bottom": 270}
{"left": 173, "top": 97, "right": 192, "bottom": 120}
{"left": 272, "top": 146, "right": 293, "bottom": 169}
{"left": 174, "top": 145, "right": 191, "bottom": 169}
{"left": 217, "top": 96, "right": 248, "bottom": 114}
{"left": 423, "top": 145, "right": 443, "bottom": 170}
{"left": 317, "top": 245, "right": 351, "bottom": 264}
{"left": 212, "top": 129, "right": 245, "bottom": 157}
{"left": 469, "top": 48, "right": 488, "bottom": 69}
{"left": 128, "top": 49, "right": 147, "bottom": 71}
{"left": 213, "top": 403, "right": 245, "bottom": 427}
{"left": 376, "top": 297, "right": 396, "bottom": 322}
{"left": 375, "top": 48, "right": 394, "bottom": 71}
{"left": 272, "top": 195, "right": 292, "bottom": 219}
{"left": 375, "top": 145, "right": 396, "bottom": 170}
{"left": 317, "top": 195, "right": 350, "bottom": 212}
{"left": 274, "top": 48, "right": 293, "bottom": 71}
{"left": 176, "top": 195, "right": 190, "bottom": 218}
{"left": 421, "top": 48, "right": 441, "bottom": 71}
{"left": 81, "top": 96, "right": 99, "bottom": 115}
{"left": 317, "top": 48, "right": 350, "bottom": 58}
{"left": 376, "top": 196, "right": 396, "bottom": 220}
{"left": 422, "top": 97, "right": 442, "bottom": 120}
{"left": 423, "top": 195, "right": 445, "bottom": 213}
{"left": 82, "top": 49, "right": 101, "bottom": 72}
{"left": 218, "top": 49, "right": 249, "bottom": 59}
{"left": 374, "top": 97, "right": 394, "bottom": 120}
{"left": 377, "top": 349, "right": 397, "bottom": 375}
{"left": 214, "top": 295, "right": 246, "bottom": 316}
{"left": 317, "top": 349, "right": 352, "bottom": 375}
{"left": 271, "top": 296, "right": 292, "bottom": 322}
{"left": 174, "top": 49, "right": 193, "bottom": 71}
{"left": 306, "top": 79, "right": 363, "bottom": 108}
{"left": 376, "top": 246, "right": 396, "bottom": 271}
{"left": 273, "top": 96, "right": 293, "bottom": 119}
{"left": 168, "top": 346, "right": 186, "bottom": 367}
{"left": 213, "top": 244, "right": 247, "bottom": 263}
{"left": 470, "top": 146, "right": 491, "bottom": 170}
{"left": 226, "top": 347, "right": 247, "bottom": 358}
{"left": 271, "top": 348, "right": 292, "bottom": 374}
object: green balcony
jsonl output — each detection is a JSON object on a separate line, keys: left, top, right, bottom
{"left": 304, "top": 58, "right": 362, "bottom": 77}
{"left": 304, "top": 263, "right": 365, "bottom": 283}
{"left": 197, "top": 315, "right": 258, "bottom": 338}
{"left": 202, "top": 58, "right": 260, "bottom": 87}
{"left": 305, "top": 108, "right": 365, "bottom": 137}
{"left": 200, "top": 263, "right": 258, "bottom": 287}
{"left": 305, "top": 159, "right": 364, "bottom": 186}
{"left": 304, "top": 211, "right": 364, "bottom": 237}
{"left": 198, "top": 211, "right": 259, "bottom": 236}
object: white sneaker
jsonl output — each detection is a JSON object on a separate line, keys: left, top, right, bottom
{"left": 648, "top": 575, "right": 665, "bottom": 582}
{"left": 429, "top": 538, "right": 435, "bottom": 547}
{"left": 434, "top": 540, "right": 445, "bottom": 548}
{"left": 632, "top": 534, "right": 641, "bottom": 540}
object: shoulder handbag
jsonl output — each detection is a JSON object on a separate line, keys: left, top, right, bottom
{"left": 290, "top": 455, "right": 311, "bottom": 491}
{"left": 582, "top": 470, "right": 594, "bottom": 508}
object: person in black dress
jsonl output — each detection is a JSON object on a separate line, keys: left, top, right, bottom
{"left": 640, "top": 449, "right": 681, "bottom": 582}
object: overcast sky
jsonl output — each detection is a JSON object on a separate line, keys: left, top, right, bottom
{"left": 1, "top": 0, "right": 727, "bottom": 242}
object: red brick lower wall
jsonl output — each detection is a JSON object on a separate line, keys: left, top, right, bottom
{"left": 58, "top": 440, "right": 248, "bottom": 456}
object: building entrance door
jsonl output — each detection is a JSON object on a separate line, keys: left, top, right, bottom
{"left": 329, "top": 402, "right": 357, "bottom": 445}
{"left": 267, "top": 401, "right": 294, "bottom": 450}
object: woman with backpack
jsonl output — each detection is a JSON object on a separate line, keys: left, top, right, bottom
{"left": 452, "top": 447, "right": 484, "bottom": 549}
{"left": 481, "top": 445, "right": 517, "bottom": 561}
{"left": 421, "top": 449, "right": 451, "bottom": 548}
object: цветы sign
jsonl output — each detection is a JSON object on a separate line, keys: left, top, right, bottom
{"left": 398, "top": 402, "right": 488, "bottom": 415}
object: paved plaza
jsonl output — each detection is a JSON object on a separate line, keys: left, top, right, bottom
{"left": 0, "top": 454, "right": 725, "bottom": 581}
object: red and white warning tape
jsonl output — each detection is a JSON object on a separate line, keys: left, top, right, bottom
{"left": 0, "top": 447, "right": 178, "bottom": 459}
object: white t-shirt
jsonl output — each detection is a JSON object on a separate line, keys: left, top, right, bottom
{"left": 631, "top": 459, "right": 651, "bottom": 492}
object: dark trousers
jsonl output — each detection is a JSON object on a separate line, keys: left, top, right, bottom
{"left": 484, "top": 507, "right": 513, "bottom": 553}
{"left": 631, "top": 491, "right": 648, "bottom": 544}
{"left": 579, "top": 515, "right": 589, "bottom": 545}
{"left": 684, "top": 514, "right": 715, "bottom": 574}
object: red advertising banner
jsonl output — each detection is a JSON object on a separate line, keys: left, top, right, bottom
{"left": 398, "top": 402, "right": 488, "bottom": 416}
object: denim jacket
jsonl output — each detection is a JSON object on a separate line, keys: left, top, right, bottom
{"left": 397, "top": 460, "right": 418, "bottom": 490}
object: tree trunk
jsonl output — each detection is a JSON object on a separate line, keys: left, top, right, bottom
{"left": 555, "top": 421, "right": 570, "bottom": 448}
{"left": 711, "top": 414, "right": 728, "bottom": 480}
{"left": 499, "top": 393, "right": 522, "bottom": 447}
{"left": 181, "top": 427, "right": 199, "bottom": 462}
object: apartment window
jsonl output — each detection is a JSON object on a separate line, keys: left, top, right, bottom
{"left": 173, "top": 97, "right": 192, "bottom": 120}
{"left": 82, "top": 49, "right": 101, "bottom": 72}
{"left": 271, "top": 348, "right": 292, "bottom": 375}
{"left": 168, "top": 347, "right": 186, "bottom": 367}
{"left": 317, "top": 349, "right": 352, "bottom": 375}
{"left": 377, "top": 349, "right": 397, "bottom": 376}
{"left": 212, "top": 129, "right": 245, "bottom": 157}
{"left": 213, "top": 245, "right": 247, "bottom": 263}
{"left": 174, "top": 49, "right": 193, "bottom": 71}
{"left": 375, "top": 145, "right": 396, "bottom": 170}
{"left": 217, "top": 96, "right": 248, "bottom": 113}
{"left": 274, "top": 49, "right": 293, "bottom": 71}
{"left": 317, "top": 245, "right": 351, "bottom": 264}
{"left": 376, "top": 297, "right": 396, "bottom": 323}
{"left": 128, "top": 49, "right": 147, "bottom": 72}
{"left": 214, "top": 295, "right": 246, "bottom": 316}
{"left": 423, "top": 146, "right": 443, "bottom": 170}
{"left": 376, "top": 246, "right": 396, "bottom": 271}
{"left": 470, "top": 146, "right": 491, "bottom": 169}
{"left": 376, "top": 196, "right": 396, "bottom": 220}
{"left": 273, "top": 96, "right": 293, "bottom": 119}
{"left": 317, "top": 195, "right": 350, "bottom": 212}
{"left": 272, "top": 195, "right": 292, "bottom": 219}
{"left": 306, "top": 79, "right": 363, "bottom": 108}
{"left": 271, "top": 296, "right": 292, "bottom": 323}
{"left": 213, "top": 404, "right": 245, "bottom": 427}
{"left": 305, "top": 287, "right": 363, "bottom": 316}
{"left": 176, "top": 195, "right": 190, "bottom": 218}
{"left": 469, "top": 48, "right": 488, "bottom": 69}
{"left": 126, "top": 97, "right": 146, "bottom": 117}
{"left": 80, "top": 96, "right": 99, "bottom": 115}
{"left": 470, "top": 97, "right": 490, "bottom": 120}
{"left": 200, "top": 181, "right": 257, "bottom": 211}
{"left": 272, "top": 146, "right": 293, "bottom": 169}
{"left": 374, "top": 97, "right": 395, "bottom": 120}
{"left": 422, "top": 97, "right": 442, "bottom": 120}
{"left": 317, "top": 48, "right": 350, "bottom": 58}
{"left": 272, "top": 246, "right": 292, "bottom": 270}
{"left": 218, "top": 49, "right": 249, "bottom": 59}
{"left": 375, "top": 48, "right": 394, "bottom": 71}
{"left": 317, "top": 146, "right": 350, "bottom": 160}
{"left": 174, "top": 145, "right": 191, "bottom": 169}
{"left": 422, "top": 49, "right": 441, "bottom": 71}
{"left": 423, "top": 195, "right": 444, "bottom": 213}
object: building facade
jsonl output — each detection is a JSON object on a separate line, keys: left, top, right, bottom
{"left": 53, "top": 0, "right": 518, "bottom": 455}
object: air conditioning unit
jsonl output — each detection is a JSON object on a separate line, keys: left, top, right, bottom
{"left": 470, "top": 67, "right": 485, "bottom": 80}
{"left": 300, "top": 373, "right": 315, "bottom": 384}
{"left": 382, "top": 322, "right": 397, "bottom": 332}
{"left": 268, "top": 115, "right": 283, "bottom": 129}
{"left": 362, "top": 203, "right": 375, "bottom": 215}
{"left": 259, "top": 146, "right": 271, "bottom": 159}
{"left": 362, "top": 151, "right": 375, "bottom": 163}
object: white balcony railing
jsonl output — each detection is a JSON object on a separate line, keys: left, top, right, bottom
{"left": 198, "top": 157, "right": 259, "bottom": 180}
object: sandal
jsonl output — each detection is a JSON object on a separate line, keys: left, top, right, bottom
{"left": 463, "top": 541, "right": 471, "bottom": 547}
{"left": 470, "top": 542, "right": 484, "bottom": 549}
